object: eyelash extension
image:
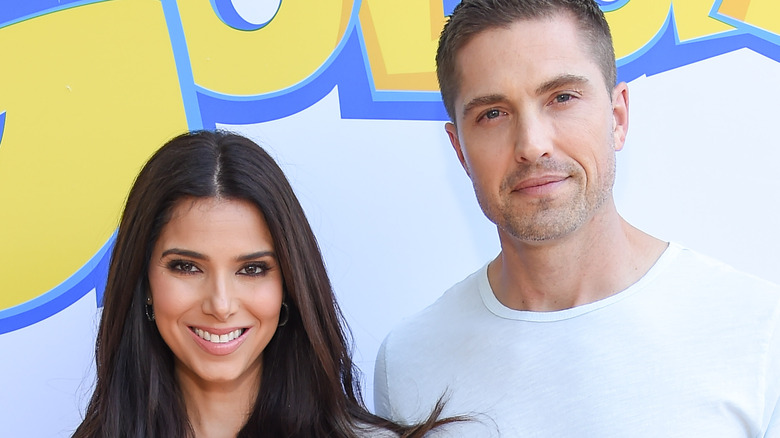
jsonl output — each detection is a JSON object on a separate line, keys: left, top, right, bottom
{"left": 239, "top": 261, "right": 272, "bottom": 276}
{"left": 166, "top": 259, "right": 200, "bottom": 274}
{"left": 163, "top": 259, "right": 274, "bottom": 276}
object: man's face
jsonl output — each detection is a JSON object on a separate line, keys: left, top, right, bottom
{"left": 445, "top": 13, "right": 628, "bottom": 243}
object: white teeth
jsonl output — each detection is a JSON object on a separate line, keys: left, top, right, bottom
{"left": 193, "top": 328, "right": 244, "bottom": 344}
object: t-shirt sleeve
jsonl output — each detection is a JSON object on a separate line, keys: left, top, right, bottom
{"left": 766, "top": 403, "right": 780, "bottom": 438}
{"left": 762, "top": 303, "right": 780, "bottom": 437}
{"left": 373, "top": 335, "right": 393, "bottom": 420}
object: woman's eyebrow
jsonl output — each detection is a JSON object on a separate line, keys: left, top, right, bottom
{"left": 161, "top": 248, "right": 208, "bottom": 260}
{"left": 236, "top": 251, "right": 275, "bottom": 262}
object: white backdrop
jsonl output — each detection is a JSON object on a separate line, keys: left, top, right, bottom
{"left": 1, "top": 2, "right": 780, "bottom": 437}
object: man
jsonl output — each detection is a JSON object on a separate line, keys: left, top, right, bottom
{"left": 374, "top": 0, "right": 780, "bottom": 436}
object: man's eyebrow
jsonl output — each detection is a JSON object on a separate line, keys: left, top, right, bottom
{"left": 462, "top": 94, "right": 508, "bottom": 118}
{"left": 535, "top": 74, "right": 589, "bottom": 96}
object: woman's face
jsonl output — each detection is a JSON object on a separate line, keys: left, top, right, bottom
{"left": 148, "top": 197, "right": 283, "bottom": 391}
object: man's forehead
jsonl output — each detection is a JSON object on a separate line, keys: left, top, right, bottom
{"left": 451, "top": 17, "right": 597, "bottom": 96}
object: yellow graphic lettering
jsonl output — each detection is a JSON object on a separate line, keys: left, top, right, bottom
{"left": 718, "top": 0, "right": 750, "bottom": 20}
{"left": 606, "top": 0, "right": 672, "bottom": 60}
{"left": 0, "top": 0, "right": 187, "bottom": 309}
{"left": 719, "top": 0, "right": 780, "bottom": 36}
{"left": 178, "top": 1, "right": 351, "bottom": 95}
{"left": 672, "top": 0, "right": 735, "bottom": 42}
{"left": 359, "top": 0, "right": 444, "bottom": 91}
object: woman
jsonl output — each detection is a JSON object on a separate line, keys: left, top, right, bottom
{"left": 73, "top": 131, "right": 454, "bottom": 437}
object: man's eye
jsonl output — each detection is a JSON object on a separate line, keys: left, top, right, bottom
{"left": 555, "top": 93, "right": 573, "bottom": 103}
{"left": 485, "top": 109, "right": 502, "bottom": 119}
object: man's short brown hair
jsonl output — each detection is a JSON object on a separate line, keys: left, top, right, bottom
{"left": 436, "top": 0, "right": 616, "bottom": 122}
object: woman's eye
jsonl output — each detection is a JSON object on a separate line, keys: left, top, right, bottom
{"left": 174, "top": 262, "right": 198, "bottom": 272}
{"left": 167, "top": 260, "right": 200, "bottom": 274}
{"left": 238, "top": 263, "right": 267, "bottom": 276}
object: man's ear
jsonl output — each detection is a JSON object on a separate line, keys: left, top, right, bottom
{"left": 611, "top": 82, "right": 629, "bottom": 151}
{"left": 445, "top": 122, "right": 470, "bottom": 176}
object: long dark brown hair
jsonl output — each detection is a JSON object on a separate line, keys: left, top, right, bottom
{"left": 73, "top": 130, "right": 452, "bottom": 437}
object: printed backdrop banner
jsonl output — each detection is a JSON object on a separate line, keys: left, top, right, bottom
{"left": 1, "top": 1, "right": 779, "bottom": 436}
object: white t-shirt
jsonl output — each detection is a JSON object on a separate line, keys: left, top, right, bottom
{"left": 374, "top": 244, "right": 780, "bottom": 437}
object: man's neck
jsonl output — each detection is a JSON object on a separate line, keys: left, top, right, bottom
{"left": 488, "top": 205, "right": 667, "bottom": 312}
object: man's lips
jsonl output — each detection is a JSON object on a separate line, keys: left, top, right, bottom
{"left": 512, "top": 175, "right": 569, "bottom": 191}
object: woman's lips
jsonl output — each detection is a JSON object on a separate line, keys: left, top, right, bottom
{"left": 188, "top": 326, "right": 250, "bottom": 355}
{"left": 191, "top": 327, "right": 246, "bottom": 343}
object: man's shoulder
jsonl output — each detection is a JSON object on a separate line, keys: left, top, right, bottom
{"left": 657, "top": 244, "right": 780, "bottom": 323}
{"left": 385, "top": 265, "right": 487, "bottom": 342}
{"left": 374, "top": 264, "right": 493, "bottom": 423}
{"left": 666, "top": 244, "right": 780, "bottom": 296}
